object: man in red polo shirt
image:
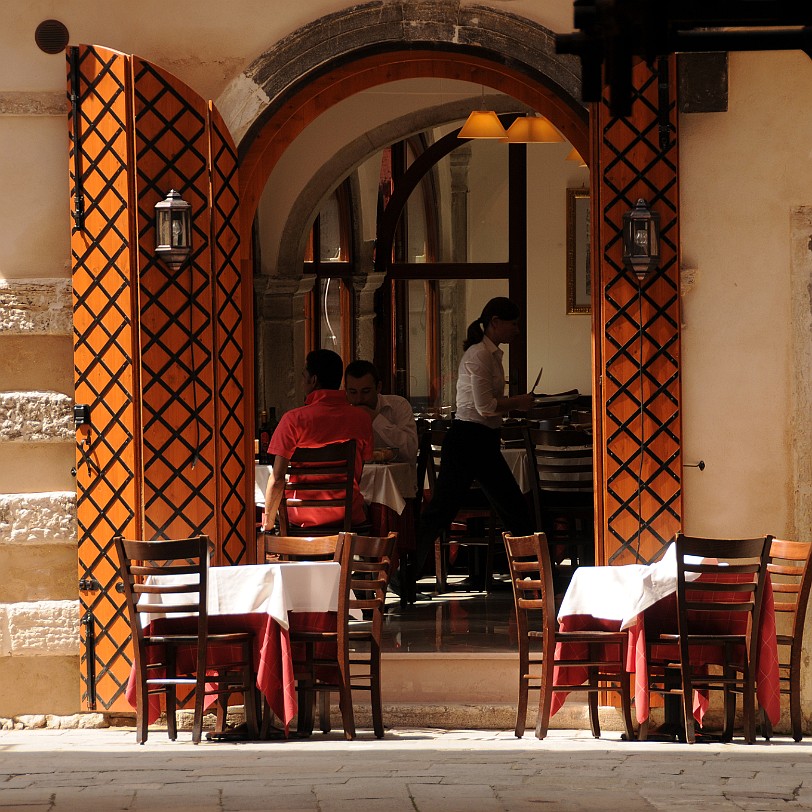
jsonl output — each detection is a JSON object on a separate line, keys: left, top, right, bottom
{"left": 261, "top": 349, "right": 373, "bottom": 531}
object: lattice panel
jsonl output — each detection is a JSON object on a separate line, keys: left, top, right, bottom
{"left": 596, "top": 58, "right": 682, "bottom": 566}
{"left": 70, "top": 46, "right": 253, "bottom": 711}
{"left": 69, "top": 45, "right": 138, "bottom": 711}
{"left": 132, "top": 57, "right": 218, "bottom": 542}
{"left": 208, "top": 104, "right": 250, "bottom": 565}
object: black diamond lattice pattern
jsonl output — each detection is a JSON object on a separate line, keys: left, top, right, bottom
{"left": 598, "top": 59, "right": 682, "bottom": 566}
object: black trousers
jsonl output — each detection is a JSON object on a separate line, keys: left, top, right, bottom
{"left": 410, "top": 419, "right": 534, "bottom": 582}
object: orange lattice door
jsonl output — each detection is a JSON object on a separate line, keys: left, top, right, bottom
{"left": 69, "top": 45, "right": 254, "bottom": 711}
{"left": 592, "top": 56, "right": 683, "bottom": 567}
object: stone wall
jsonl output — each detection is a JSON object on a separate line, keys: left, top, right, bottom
{"left": 0, "top": 278, "right": 79, "bottom": 717}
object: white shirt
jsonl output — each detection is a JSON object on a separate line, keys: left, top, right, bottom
{"left": 454, "top": 336, "right": 505, "bottom": 429}
{"left": 371, "top": 394, "right": 418, "bottom": 464}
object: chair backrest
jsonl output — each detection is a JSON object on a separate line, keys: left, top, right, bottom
{"left": 674, "top": 533, "right": 772, "bottom": 645}
{"left": 503, "top": 532, "right": 555, "bottom": 648}
{"left": 336, "top": 531, "right": 397, "bottom": 632}
{"left": 419, "top": 427, "right": 447, "bottom": 495}
{"left": 279, "top": 439, "right": 356, "bottom": 534}
{"left": 767, "top": 538, "right": 812, "bottom": 643}
{"left": 258, "top": 533, "right": 344, "bottom": 563}
{"left": 114, "top": 535, "right": 210, "bottom": 674}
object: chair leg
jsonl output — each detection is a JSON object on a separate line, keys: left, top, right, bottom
{"left": 318, "top": 690, "right": 331, "bottom": 734}
{"left": 515, "top": 662, "right": 529, "bottom": 738}
{"left": 791, "top": 669, "right": 803, "bottom": 742}
{"left": 681, "top": 673, "right": 696, "bottom": 745}
{"left": 242, "top": 660, "right": 259, "bottom": 740}
{"left": 192, "top": 676, "right": 206, "bottom": 745}
{"left": 743, "top": 673, "right": 757, "bottom": 744}
{"left": 434, "top": 537, "right": 446, "bottom": 592}
{"left": 297, "top": 683, "right": 315, "bottom": 737}
{"left": 619, "top": 670, "right": 635, "bottom": 741}
{"left": 759, "top": 704, "right": 773, "bottom": 741}
{"left": 370, "top": 645, "right": 384, "bottom": 739}
{"left": 165, "top": 647, "right": 178, "bottom": 741}
{"left": 136, "top": 680, "right": 148, "bottom": 745}
{"left": 587, "top": 666, "right": 600, "bottom": 739}
{"left": 535, "top": 654, "right": 554, "bottom": 740}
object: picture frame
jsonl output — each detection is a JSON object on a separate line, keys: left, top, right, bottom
{"left": 566, "top": 188, "right": 591, "bottom": 314}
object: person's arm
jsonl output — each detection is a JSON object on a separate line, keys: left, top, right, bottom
{"left": 261, "top": 454, "right": 289, "bottom": 532}
{"left": 372, "top": 398, "right": 418, "bottom": 462}
{"left": 468, "top": 353, "right": 535, "bottom": 416}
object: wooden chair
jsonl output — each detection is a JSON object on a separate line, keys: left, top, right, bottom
{"left": 524, "top": 426, "right": 594, "bottom": 580}
{"left": 256, "top": 533, "right": 343, "bottom": 564}
{"left": 762, "top": 537, "right": 812, "bottom": 741}
{"left": 643, "top": 533, "right": 772, "bottom": 744}
{"left": 255, "top": 533, "right": 344, "bottom": 737}
{"left": 115, "top": 535, "right": 259, "bottom": 744}
{"left": 420, "top": 425, "right": 499, "bottom": 592}
{"left": 278, "top": 439, "right": 370, "bottom": 536}
{"left": 295, "top": 531, "right": 397, "bottom": 739}
{"left": 503, "top": 532, "right": 634, "bottom": 740}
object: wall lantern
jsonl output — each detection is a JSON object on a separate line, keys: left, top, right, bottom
{"left": 622, "top": 198, "right": 660, "bottom": 281}
{"left": 154, "top": 190, "right": 192, "bottom": 270}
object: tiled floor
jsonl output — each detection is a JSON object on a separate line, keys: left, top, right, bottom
{"left": 381, "top": 574, "right": 517, "bottom": 654}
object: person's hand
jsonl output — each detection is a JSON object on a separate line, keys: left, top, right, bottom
{"left": 513, "top": 393, "right": 536, "bottom": 412}
{"left": 353, "top": 404, "right": 377, "bottom": 419}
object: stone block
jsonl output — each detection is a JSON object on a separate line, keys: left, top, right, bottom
{"left": 0, "top": 278, "right": 71, "bottom": 335}
{"left": 4, "top": 600, "right": 79, "bottom": 656}
{"left": 0, "top": 335, "right": 74, "bottom": 395}
{"left": 0, "top": 491, "right": 76, "bottom": 545}
{"left": 0, "top": 655, "right": 80, "bottom": 717}
{"left": 0, "top": 391, "right": 73, "bottom": 442}
{"left": 0, "top": 544, "right": 78, "bottom": 603}
{"left": 0, "top": 443, "right": 76, "bottom": 494}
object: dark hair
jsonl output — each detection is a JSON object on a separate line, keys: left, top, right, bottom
{"left": 344, "top": 359, "right": 380, "bottom": 386}
{"left": 463, "top": 296, "right": 521, "bottom": 350}
{"left": 305, "top": 349, "right": 344, "bottom": 389}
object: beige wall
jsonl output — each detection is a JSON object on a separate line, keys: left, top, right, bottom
{"left": 679, "top": 50, "right": 812, "bottom": 542}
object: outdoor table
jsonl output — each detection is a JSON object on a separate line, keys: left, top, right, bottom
{"left": 549, "top": 544, "right": 780, "bottom": 729}
{"left": 124, "top": 561, "right": 341, "bottom": 735}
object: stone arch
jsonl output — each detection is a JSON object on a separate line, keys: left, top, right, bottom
{"left": 214, "top": 2, "right": 587, "bottom": 250}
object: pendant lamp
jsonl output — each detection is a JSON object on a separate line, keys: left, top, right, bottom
{"left": 458, "top": 86, "right": 507, "bottom": 139}
{"left": 503, "top": 114, "right": 564, "bottom": 144}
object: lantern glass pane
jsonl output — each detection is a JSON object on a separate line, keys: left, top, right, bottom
{"left": 157, "top": 211, "right": 171, "bottom": 247}
{"left": 171, "top": 211, "right": 187, "bottom": 248}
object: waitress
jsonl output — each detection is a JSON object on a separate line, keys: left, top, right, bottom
{"left": 401, "top": 296, "right": 536, "bottom": 604}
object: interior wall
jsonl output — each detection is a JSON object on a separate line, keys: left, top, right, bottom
{"left": 465, "top": 138, "right": 592, "bottom": 396}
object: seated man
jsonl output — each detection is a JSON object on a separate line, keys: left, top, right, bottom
{"left": 344, "top": 360, "right": 418, "bottom": 464}
{"left": 261, "top": 349, "right": 373, "bottom": 531}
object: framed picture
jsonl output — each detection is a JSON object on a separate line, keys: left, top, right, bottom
{"left": 566, "top": 188, "right": 591, "bottom": 314}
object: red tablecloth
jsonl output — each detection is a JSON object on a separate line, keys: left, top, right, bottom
{"left": 125, "top": 610, "right": 335, "bottom": 734}
{"left": 550, "top": 576, "right": 780, "bottom": 727}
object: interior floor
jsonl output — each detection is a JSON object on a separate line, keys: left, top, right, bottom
{"left": 382, "top": 574, "right": 518, "bottom": 654}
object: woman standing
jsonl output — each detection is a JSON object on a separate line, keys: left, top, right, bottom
{"left": 401, "top": 297, "right": 536, "bottom": 604}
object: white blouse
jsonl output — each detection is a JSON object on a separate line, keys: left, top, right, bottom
{"left": 453, "top": 336, "right": 505, "bottom": 429}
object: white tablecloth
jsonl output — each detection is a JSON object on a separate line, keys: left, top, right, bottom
{"left": 141, "top": 561, "right": 341, "bottom": 631}
{"left": 502, "top": 447, "right": 531, "bottom": 493}
{"left": 557, "top": 544, "right": 700, "bottom": 629}
{"left": 255, "top": 462, "right": 416, "bottom": 515}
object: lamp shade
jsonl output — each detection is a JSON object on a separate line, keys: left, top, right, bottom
{"left": 504, "top": 115, "right": 564, "bottom": 144}
{"left": 622, "top": 198, "right": 661, "bottom": 281}
{"left": 458, "top": 110, "right": 508, "bottom": 139}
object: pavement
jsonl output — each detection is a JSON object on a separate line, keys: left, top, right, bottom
{"left": 2, "top": 725, "right": 812, "bottom": 811}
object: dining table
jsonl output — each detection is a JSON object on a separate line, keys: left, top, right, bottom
{"left": 124, "top": 560, "right": 342, "bottom": 735}
{"left": 549, "top": 543, "right": 781, "bottom": 731}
